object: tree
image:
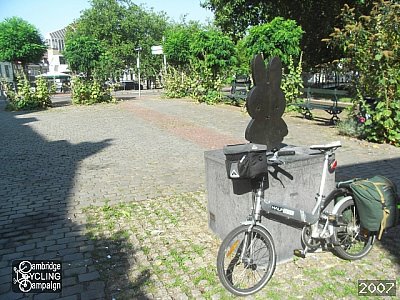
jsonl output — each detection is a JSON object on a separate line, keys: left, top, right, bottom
{"left": 68, "top": 0, "right": 168, "bottom": 81}
{"left": 163, "top": 24, "right": 236, "bottom": 103}
{"left": 63, "top": 35, "right": 104, "bottom": 79}
{"left": 327, "top": 1, "right": 400, "bottom": 145}
{"left": 0, "top": 17, "right": 46, "bottom": 74}
{"left": 163, "top": 23, "right": 201, "bottom": 68}
{"left": 241, "top": 17, "right": 303, "bottom": 66}
{"left": 201, "top": 0, "right": 373, "bottom": 68}
{"left": 190, "top": 29, "right": 237, "bottom": 78}
{"left": 63, "top": 0, "right": 169, "bottom": 104}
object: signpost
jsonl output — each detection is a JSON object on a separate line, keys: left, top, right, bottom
{"left": 151, "top": 45, "right": 163, "bottom": 55}
{"left": 151, "top": 45, "right": 166, "bottom": 71}
{"left": 135, "top": 47, "right": 142, "bottom": 98}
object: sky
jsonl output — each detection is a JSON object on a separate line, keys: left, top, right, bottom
{"left": 0, "top": 0, "right": 214, "bottom": 37}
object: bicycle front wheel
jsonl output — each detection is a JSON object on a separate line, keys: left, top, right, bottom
{"left": 333, "top": 197, "right": 375, "bottom": 260}
{"left": 216, "top": 225, "right": 276, "bottom": 296}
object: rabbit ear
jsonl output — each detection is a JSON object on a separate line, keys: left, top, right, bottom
{"left": 251, "top": 54, "right": 267, "bottom": 86}
{"left": 266, "top": 57, "right": 282, "bottom": 87}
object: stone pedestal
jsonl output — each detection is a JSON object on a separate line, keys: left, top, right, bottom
{"left": 204, "top": 146, "right": 335, "bottom": 264}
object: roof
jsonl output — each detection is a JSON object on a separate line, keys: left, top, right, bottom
{"left": 48, "top": 28, "right": 66, "bottom": 40}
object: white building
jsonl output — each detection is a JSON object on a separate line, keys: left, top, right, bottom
{"left": 0, "top": 62, "right": 14, "bottom": 83}
{"left": 0, "top": 62, "right": 14, "bottom": 99}
{"left": 45, "top": 28, "right": 69, "bottom": 74}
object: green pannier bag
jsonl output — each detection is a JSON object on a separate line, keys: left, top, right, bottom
{"left": 349, "top": 175, "right": 400, "bottom": 239}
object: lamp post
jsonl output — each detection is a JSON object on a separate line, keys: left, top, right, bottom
{"left": 135, "top": 47, "right": 142, "bottom": 98}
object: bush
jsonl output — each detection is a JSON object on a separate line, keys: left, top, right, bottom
{"left": 163, "top": 65, "right": 224, "bottom": 104}
{"left": 163, "top": 26, "right": 236, "bottom": 105}
{"left": 187, "top": 65, "right": 224, "bottom": 104}
{"left": 163, "top": 67, "right": 189, "bottom": 98}
{"left": 3, "top": 74, "right": 52, "bottom": 111}
{"left": 337, "top": 117, "right": 364, "bottom": 138}
{"left": 282, "top": 54, "right": 303, "bottom": 106}
{"left": 327, "top": 2, "right": 400, "bottom": 146}
{"left": 71, "top": 77, "right": 115, "bottom": 105}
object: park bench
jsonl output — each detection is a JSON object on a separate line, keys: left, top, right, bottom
{"left": 294, "top": 87, "right": 350, "bottom": 124}
{"left": 227, "top": 75, "right": 251, "bottom": 105}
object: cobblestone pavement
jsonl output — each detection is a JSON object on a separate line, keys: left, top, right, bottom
{"left": 0, "top": 93, "right": 399, "bottom": 299}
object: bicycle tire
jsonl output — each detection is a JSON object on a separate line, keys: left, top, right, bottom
{"left": 333, "top": 195, "right": 375, "bottom": 260}
{"left": 216, "top": 225, "right": 276, "bottom": 296}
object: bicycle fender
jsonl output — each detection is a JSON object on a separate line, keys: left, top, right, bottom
{"left": 329, "top": 196, "right": 353, "bottom": 245}
{"left": 330, "top": 196, "right": 377, "bottom": 246}
{"left": 331, "top": 196, "right": 353, "bottom": 215}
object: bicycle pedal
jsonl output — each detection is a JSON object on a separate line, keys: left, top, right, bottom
{"left": 294, "top": 249, "right": 307, "bottom": 258}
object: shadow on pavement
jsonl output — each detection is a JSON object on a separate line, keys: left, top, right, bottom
{"left": 0, "top": 109, "right": 148, "bottom": 299}
{"left": 83, "top": 227, "right": 151, "bottom": 299}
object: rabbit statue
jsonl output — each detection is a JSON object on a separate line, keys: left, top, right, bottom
{"left": 245, "top": 54, "right": 288, "bottom": 150}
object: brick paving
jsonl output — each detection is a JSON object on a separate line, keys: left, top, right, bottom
{"left": 0, "top": 92, "right": 399, "bottom": 299}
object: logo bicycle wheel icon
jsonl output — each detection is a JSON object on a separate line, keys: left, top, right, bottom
{"left": 13, "top": 260, "right": 33, "bottom": 293}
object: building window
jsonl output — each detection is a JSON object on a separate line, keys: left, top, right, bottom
{"left": 5, "top": 65, "right": 10, "bottom": 78}
{"left": 0, "top": 65, "right": 3, "bottom": 77}
{"left": 59, "top": 56, "right": 66, "bottom": 65}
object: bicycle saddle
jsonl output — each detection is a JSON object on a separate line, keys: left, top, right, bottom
{"left": 309, "top": 141, "right": 342, "bottom": 151}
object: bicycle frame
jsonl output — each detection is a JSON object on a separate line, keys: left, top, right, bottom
{"left": 248, "top": 148, "right": 337, "bottom": 229}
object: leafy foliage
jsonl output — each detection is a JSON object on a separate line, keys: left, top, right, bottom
{"left": 163, "top": 24, "right": 200, "bottom": 67}
{"left": 201, "top": 0, "right": 373, "bottom": 68}
{"left": 163, "top": 25, "right": 236, "bottom": 104}
{"left": 64, "top": 0, "right": 167, "bottom": 105}
{"left": 67, "top": 0, "right": 168, "bottom": 81}
{"left": 190, "top": 29, "right": 237, "bottom": 77}
{"left": 3, "top": 74, "right": 52, "bottom": 110}
{"left": 64, "top": 33, "right": 114, "bottom": 105}
{"left": 337, "top": 117, "right": 364, "bottom": 138}
{"left": 64, "top": 35, "right": 104, "bottom": 79}
{"left": 327, "top": 1, "right": 400, "bottom": 146}
{"left": 71, "top": 76, "right": 115, "bottom": 105}
{"left": 163, "top": 67, "right": 190, "bottom": 98}
{"left": 242, "top": 17, "right": 304, "bottom": 66}
{"left": 187, "top": 65, "right": 225, "bottom": 104}
{"left": 0, "top": 17, "right": 46, "bottom": 73}
{"left": 281, "top": 54, "right": 304, "bottom": 106}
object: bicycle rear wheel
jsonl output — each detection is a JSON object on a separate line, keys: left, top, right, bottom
{"left": 333, "top": 196, "right": 375, "bottom": 260}
{"left": 217, "top": 225, "right": 276, "bottom": 296}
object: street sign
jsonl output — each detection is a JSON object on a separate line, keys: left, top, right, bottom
{"left": 151, "top": 45, "right": 163, "bottom": 55}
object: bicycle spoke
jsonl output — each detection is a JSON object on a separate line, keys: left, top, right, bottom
{"left": 333, "top": 197, "right": 374, "bottom": 260}
{"left": 218, "top": 225, "right": 276, "bottom": 295}
{"left": 235, "top": 264, "right": 251, "bottom": 288}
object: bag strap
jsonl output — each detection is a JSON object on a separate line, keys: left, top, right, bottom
{"left": 370, "top": 182, "right": 389, "bottom": 240}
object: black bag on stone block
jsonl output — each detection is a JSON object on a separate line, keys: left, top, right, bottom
{"left": 349, "top": 175, "right": 400, "bottom": 239}
{"left": 223, "top": 143, "right": 268, "bottom": 179}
